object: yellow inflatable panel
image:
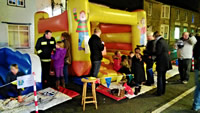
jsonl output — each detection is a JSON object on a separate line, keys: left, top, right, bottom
{"left": 101, "top": 33, "right": 132, "bottom": 43}
{"left": 89, "top": 3, "right": 137, "bottom": 25}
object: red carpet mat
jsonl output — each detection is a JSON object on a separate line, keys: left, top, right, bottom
{"left": 96, "top": 85, "right": 126, "bottom": 101}
{"left": 58, "top": 86, "right": 80, "bottom": 98}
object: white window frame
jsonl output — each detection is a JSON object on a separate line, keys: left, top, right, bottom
{"left": 8, "top": 24, "right": 30, "bottom": 49}
{"left": 148, "top": 3, "right": 153, "bottom": 16}
{"left": 174, "top": 27, "right": 180, "bottom": 39}
{"left": 161, "top": 5, "right": 170, "bottom": 19}
{"left": 7, "top": 0, "right": 25, "bottom": 8}
{"left": 160, "top": 24, "right": 169, "bottom": 39}
{"left": 176, "top": 10, "right": 180, "bottom": 20}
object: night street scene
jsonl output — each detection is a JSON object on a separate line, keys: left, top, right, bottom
{"left": 1, "top": 0, "right": 200, "bottom": 113}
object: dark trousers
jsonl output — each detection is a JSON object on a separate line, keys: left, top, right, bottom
{"left": 157, "top": 70, "right": 167, "bottom": 95}
{"left": 0, "top": 84, "right": 21, "bottom": 98}
{"left": 178, "top": 59, "right": 192, "bottom": 81}
{"left": 41, "top": 61, "right": 51, "bottom": 89}
{"left": 63, "top": 64, "right": 68, "bottom": 85}
{"left": 90, "top": 61, "right": 101, "bottom": 77}
{"left": 118, "top": 66, "right": 131, "bottom": 74}
{"left": 146, "top": 62, "right": 154, "bottom": 84}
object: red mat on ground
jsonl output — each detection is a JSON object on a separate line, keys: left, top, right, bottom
{"left": 57, "top": 86, "right": 80, "bottom": 98}
{"left": 96, "top": 85, "right": 126, "bottom": 101}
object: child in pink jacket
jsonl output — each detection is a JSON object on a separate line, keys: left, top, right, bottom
{"left": 113, "top": 51, "right": 121, "bottom": 71}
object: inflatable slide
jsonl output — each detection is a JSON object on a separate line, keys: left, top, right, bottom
{"left": 0, "top": 47, "right": 42, "bottom": 98}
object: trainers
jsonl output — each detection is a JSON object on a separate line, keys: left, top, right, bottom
{"left": 182, "top": 81, "right": 188, "bottom": 84}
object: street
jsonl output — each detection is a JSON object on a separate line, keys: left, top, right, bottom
{"left": 42, "top": 72, "right": 197, "bottom": 113}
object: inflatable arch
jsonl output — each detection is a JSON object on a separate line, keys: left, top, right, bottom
{"left": 34, "top": 0, "right": 147, "bottom": 77}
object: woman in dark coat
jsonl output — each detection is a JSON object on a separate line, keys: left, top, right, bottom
{"left": 131, "top": 48, "right": 146, "bottom": 95}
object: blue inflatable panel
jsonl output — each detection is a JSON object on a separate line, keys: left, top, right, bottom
{"left": 72, "top": 77, "right": 92, "bottom": 88}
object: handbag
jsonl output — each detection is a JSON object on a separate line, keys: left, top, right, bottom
{"left": 64, "top": 56, "right": 70, "bottom": 64}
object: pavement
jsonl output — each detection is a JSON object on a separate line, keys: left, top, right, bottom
{"left": 40, "top": 71, "right": 197, "bottom": 113}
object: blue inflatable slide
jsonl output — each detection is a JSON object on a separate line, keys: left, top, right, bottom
{"left": 0, "top": 47, "right": 42, "bottom": 98}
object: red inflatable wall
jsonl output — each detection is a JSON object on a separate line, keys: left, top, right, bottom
{"left": 38, "top": 11, "right": 68, "bottom": 33}
{"left": 100, "top": 23, "right": 131, "bottom": 34}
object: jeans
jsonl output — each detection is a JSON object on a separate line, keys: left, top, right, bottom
{"left": 90, "top": 61, "right": 101, "bottom": 77}
{"left": 146, "top": 62, "right": 154, "bottom": 84}
{"left": 63, "top": 64, "right": 68, "bottom": 85}
{"left": 157, "top": 70, "right": 167, "bottom": 95}
{"left": 178, "top": 59, "right": 192, "bottom": 81}
{"left": 193, "top": 69, "right": 200, "bottom": 110}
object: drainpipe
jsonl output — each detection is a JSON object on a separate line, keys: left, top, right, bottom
{"left": 168, "top": 5, "right": 172, "bottom": 45}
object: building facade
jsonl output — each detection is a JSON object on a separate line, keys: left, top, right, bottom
{"left": 144, "top": 0, "right": 200, "bottom": 47}
{"left": 0, "top": 0, "right": 65, "bottom": 53}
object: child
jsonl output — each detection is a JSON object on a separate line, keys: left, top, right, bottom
{"left": 0, "top": 64, "right": 24, "bottom": 102}
{"left": 128, "top": 51, "right": 134, "bottom": 68}
{"left": 113, "top": 51, "right": 121, "bottom": 71}
{"left": 119, "top": 55, "right": 131, "bottom": 74}
{"left": 131, "top": 48, "right": 146, "bottom": 95}
{"left": 51, "top": 41, "right": 66, "bottom": 89}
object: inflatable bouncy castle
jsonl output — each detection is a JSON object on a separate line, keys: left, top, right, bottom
{"left": 0, "top": 47, "right": 42, "bottom": 98}
{"left": 34, "top": 0, "right": 147, "bottom": 77}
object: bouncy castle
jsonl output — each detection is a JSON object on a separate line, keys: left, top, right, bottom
{"left": 34, "top": 0, "right": 147, "bottom": 78}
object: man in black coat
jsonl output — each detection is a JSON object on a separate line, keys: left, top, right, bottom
{"left": 153, "top": 31, "right": 172, "bottom": 96}
{"left": 143, "top": 31, "right": 155, "bottom": 86}
{"left": 88, "top": 28, "right": 104, "bottom": 77}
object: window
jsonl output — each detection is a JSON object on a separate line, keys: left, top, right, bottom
{"left": 176, "top": 10, "right": 180, "bottom": 20}
{"left": 184, "top": 12, "right": 188, "bottom": 22}
{"left": 192, "top": 14, "right": 195, "bottom": 23}
{"left": 8, "top": 24, "right": 30, "bottom": 48}
{"left": 191, "top": 29, "right": 194, "bottom": 33}
{"left": 7, "top": 0, "right": 25, "bottom": 8}
{"left": 174, "top": 27, "right": 180, "bottom": 39}
{"left": 183, "top": 27, "right": 187, "bottom": 32}
{"left": 148, "top": 3, "right": 153, "bottom": 16}
{"left": 161, "top": 5, "right": 170, "bottom": 19}
{"left": 160, "top": 24, "right": 169, "bottom": 39}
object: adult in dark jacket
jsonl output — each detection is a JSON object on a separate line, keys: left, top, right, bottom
{"left": 88, "top": 28, "right": 104, "bottom": 77}
{"left": 192, "top": 33, "right": 200, "bottom": 111}
{"left": 153, "top": 31, "right": 172, "bottom": 96}
{"left": 143, "top": 31, "right": 155, "bottom": 86}
{"left": 35, "top": 30, "right": 56, "bottom": 88}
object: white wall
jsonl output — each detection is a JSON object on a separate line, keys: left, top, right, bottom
{"left": 0, "top": 0, "right": 37, "bottom": 53}
{"left": 0, "top": 0, "right": 64, "bottom": 53}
